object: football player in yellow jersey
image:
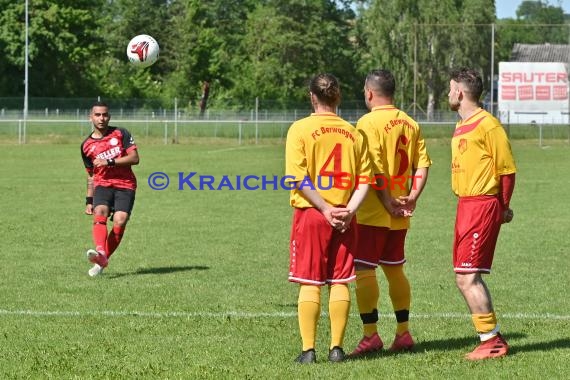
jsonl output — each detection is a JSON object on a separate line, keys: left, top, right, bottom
{"left": 349, "top": 69, "right": 432, "bottom": 357}
{"left": 285, "top": 73, "right": 373, "bottom": 364}
{"left": 448, "top": 67, "right": 516, "bottom": 360}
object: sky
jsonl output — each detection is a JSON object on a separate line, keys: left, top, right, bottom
{"left": 496, "top": 0, "right": 570, "bottom": 19}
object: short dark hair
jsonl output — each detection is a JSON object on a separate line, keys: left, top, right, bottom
{"left": 91, "top": 101, "right": 109, "bottom": 109}
{"left": 450, "top": 67, "right": 483, "bottom": 101}
{"left": 309, "top": 73, "right": 341, "bottom": 107}
{"left": 365, "top": 69, "right": 396, "bottom": 97}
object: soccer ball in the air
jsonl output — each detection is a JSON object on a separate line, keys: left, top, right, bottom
{"left": 127, "top": 34, "right": 159, "bottom": 67}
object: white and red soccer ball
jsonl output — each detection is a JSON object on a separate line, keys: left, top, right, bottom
{"left": 127, "top": 34, "right": 159, "bottom": 67}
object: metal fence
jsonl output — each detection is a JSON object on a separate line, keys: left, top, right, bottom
{"left": 1, "top": 113, "right": 569, "bottom": 146}
{"left": 0, "top": 104, "right": 461, "bottom": 123}
{"left": 0, "top": 104, "right": 458, "bottom": 144}
{"left": 1, "top": 93, "right": 570, "bottom": 145}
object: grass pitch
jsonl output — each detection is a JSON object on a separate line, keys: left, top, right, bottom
{"left": 0, "top": 139, "right": 569, "bottom": 379}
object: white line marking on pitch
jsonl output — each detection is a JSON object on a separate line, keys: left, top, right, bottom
{"left": 0, "top": 309, "right": 568, "bottom": 320}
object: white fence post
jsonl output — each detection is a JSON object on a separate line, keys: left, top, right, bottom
{"left": 534, "top": 121, "right": 543, "bottom": 148}
{"left": 164, "top": 121, "right": 168, "bottom": 145}
{"left": 255, "top": 97, "right": 259, "bottom": 144}
{"left": 174, "top": 97, "right": 178, "bottom": 144}
{"left": 238, "top": 121, "right": 242, "bottom": 145}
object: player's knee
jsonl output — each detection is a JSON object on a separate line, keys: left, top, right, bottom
{"left": 93, "top": 206, "right": 110, "bottom": 217}
{"left": 329, "top": 284, "right": 350, "bottom": 302}
{"left": 112, "top": 212, "right": 129, "bottom": 226}
{"left": 381, "top": 264, "right": 405, "bottom": 281}
{"left": 298, "top": 285, "right": 321, "bottom": 304}
{"left": 455, "top": 272, "right": 478, "bottom": 291}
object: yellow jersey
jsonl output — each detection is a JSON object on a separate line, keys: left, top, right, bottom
{"left": 356, "top": 105, "right": 432, "bottom": 229}
{"left": 285, "top": 112, "right": 373, "bottom": 208}
{"left": 451, "top": 108, "right": 516, "bottom": 197}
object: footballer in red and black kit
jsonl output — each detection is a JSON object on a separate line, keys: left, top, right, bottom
{"left": 81, "top": 102, "right": 140, "bottom": 277}
{"left": 81, "top": 127, "right": 137, "bottom": 191}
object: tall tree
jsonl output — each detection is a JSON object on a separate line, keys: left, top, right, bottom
{"left": 354, "top": 0, "right": 417, "bottom": 110}
{"left": 0, "top": 0, "right": 104, "bottom": 98}
{"left": 453, "top": 0, "right": 495, "bottom": 104}
{"left": 355, "top": 0, "right": 495, "bottom": 116}
{"left": 161, "top": 0, "right": 256, "bottom": 110}
{"left": 232, "top": 0, "right": 358, "bottom": 109}
{"left": 417, "top": 0, "right": 461, "bottom": 118}
{"left": 93, "top": 0, "right": 168, "bottom": 102}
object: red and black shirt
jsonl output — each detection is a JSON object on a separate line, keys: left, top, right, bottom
{"left": 81, "top": 127, "right": 138, "bottom": 190}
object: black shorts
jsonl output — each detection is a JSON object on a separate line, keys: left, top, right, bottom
{"left": 93, "top": 186, "right": 136, "bottom": 214}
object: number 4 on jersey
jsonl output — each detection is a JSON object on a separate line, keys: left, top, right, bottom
{"left": 319, "top": 143, "right": 349, "bottom": 188}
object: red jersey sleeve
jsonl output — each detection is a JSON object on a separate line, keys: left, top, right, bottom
{"left": 119, "top": 127, "right": 137, "bottom": 153}
{"left": 81, "top": 140, "right": 94, "bottom": 174}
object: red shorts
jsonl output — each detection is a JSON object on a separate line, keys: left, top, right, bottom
{"left": 453, "top": 196, "right": 502, "bottom": 274}
{"left": 289, "top": 208, "right": 356, "bottom": 285}
{"left": 354, "top": 225, "right": 407, "bottom": 267}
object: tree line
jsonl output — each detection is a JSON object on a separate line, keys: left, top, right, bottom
{"left": 0, "top": 0, "right": 567, "bottom": 116}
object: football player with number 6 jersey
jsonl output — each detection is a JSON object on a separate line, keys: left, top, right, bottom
{"left": 350, "top": 69, "right": 432, "bottom": 357}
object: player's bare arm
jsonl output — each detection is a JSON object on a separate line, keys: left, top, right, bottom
{"left": 85, "top": 174, "right": 94, "bottom": 215}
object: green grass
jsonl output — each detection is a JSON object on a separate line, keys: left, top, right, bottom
{"left": 0, "top": 139, "right": 569, "bottom": 379}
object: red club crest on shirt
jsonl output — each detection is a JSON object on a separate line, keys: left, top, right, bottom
{"left": 458, "top": 138, "right": 467, "bottom": 154}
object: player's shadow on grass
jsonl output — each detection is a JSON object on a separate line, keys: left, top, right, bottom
{"left": 419, "top": 333, "right": 570, "bottom": 356}
{"left": 348, "top": 333, "right": 570, "bottom": 360}
{"left": 276, "top": 303, "right": 297, "bottom": 308}
{"left": 417, "top": 332, "right": 526, "bottom": 352}
{"left": 107, "top": 265, "right": 209, "bottom": 278}
{"left": 509, "top": 338, "right": 570, "bottom": 354}
{"left": 348, "top": 332, "right": 530, "bottom": 361}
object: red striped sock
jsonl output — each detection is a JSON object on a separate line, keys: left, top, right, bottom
{"left": 106, "top": 225, "right": 125, "bottom": 258}
{"left": 93, "top": 215, "right": 108, "bottom": 256}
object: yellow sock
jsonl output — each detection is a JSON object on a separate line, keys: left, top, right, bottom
{"left": 329, "top": 284, "right": 350, "bottom": 349}
{"left": 472, "top": 312, "right": 498, "bottom": 338}
{"left": 381, "top": 264, "right": 410, "bottom": 335}
{"left": 298, "top": 285, "right": 321, "bottom": 351}
{"left": 355, "top": 269, "right": 379, "bottom": 337}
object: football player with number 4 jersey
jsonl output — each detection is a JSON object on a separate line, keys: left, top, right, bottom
{"left": 81, "top": 102, "right": 140, "bottom": 277}
{"left": 285, "top": 73, "right": 373, "bottom": 364}
{"left": 350, "top": 69, "right": 431, "bottom": 357}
